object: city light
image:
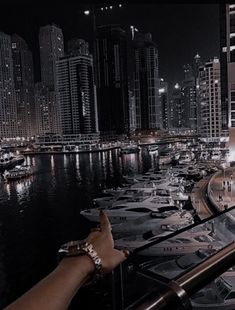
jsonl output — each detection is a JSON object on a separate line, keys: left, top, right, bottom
{"left": 174, "top": 83, "right": 180, "bottom": 89}
{"left": 84, "top": 10, "right": 90, "bottom": 15}
{"left": 159, "top": 88, "right": 166, "bottom": 94}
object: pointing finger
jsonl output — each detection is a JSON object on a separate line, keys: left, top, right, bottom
{"left": 99, "top": 209, "right": 111, "bottom": 233}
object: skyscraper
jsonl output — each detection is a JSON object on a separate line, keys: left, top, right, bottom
{"left": 0, "top": 32, "right": 17, "bottom": 138}
{"left": 159, "top": 79, "right": 169, "bottom": 130}
{"left": 198, "top": 58, "right": 221, "bottom": 142}
{"left": 169, "top": 83, "right": 182, "bottom": 129}
{"left": 11, "top": 34, "right": 35, "bottom": 138}
{"left": 181, "top": 64, "right": 197, "bottom": 130}
{"left": 37, "top": 24, "right": 64, "bottom": 136}
{"left": 35, "top": 82, "right": 55, "bottom": 135}
{"left": 133, "top": 33, "right": 161, "bottom": 130}
{"left": 39, "top": 24, "right": 64, "bottom": 90}
{"left": 220, "top": 4, "right": 235, "bottom": 150}
{"left": 96, "top": 25, "right": 129, "bottom": 135}
{"left": 56, "top": 40, "right": 98, "bottom": 137}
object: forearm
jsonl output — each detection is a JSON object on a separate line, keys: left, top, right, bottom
{"left": 4, "top": 255, "right": 94, "bottom": 310}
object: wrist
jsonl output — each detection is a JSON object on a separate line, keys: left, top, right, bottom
{"left": 60, "top": 255, "right": 95, "bottom": 279}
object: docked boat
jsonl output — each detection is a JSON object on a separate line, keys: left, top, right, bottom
{"left": 112, "top": 210, "right": 194, "bottom": 238}
{"left": 159, "top": 151, "right": 172, "bottom": 165}
{"left": 148, "top": 145, "right": 158, "bottom": 154}
{"left": 114, "top": 230, "right": 223, "bottom": 257}
{"left": 80, "top": 200, "right": 179, "bottom": 224}
{"left": 144, "top": 248, "right": 216, "bottom": 279}
{"left": 3, "top": 165, "right": 33, "bottom": 181}
{"left": 0, "top": 152, "right": 25, "bottom": 172}
{"left": 119, "top": 144, "right": 140, "bottom": 155}
{"left": 191, "top": 270, "right": 235, "bottom": 309}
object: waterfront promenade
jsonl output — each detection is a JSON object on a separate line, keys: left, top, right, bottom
{"left": 191, "top": 167, "right": 235, "bottom": 220}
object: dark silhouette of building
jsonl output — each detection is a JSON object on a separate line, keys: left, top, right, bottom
{"left": 56, "top": 40, "right": 98, "bottom": 136}
{"left": 220, "top": 4, "right": 235, "bottom": 148}
{"left": 11, "top": 34, "right": 36, "bottom": 138}
{"left": 133, "top": 32, "right": 161, "bottom": 130}
{"left": 96, "top": 25, "right": 129, "bottom": 136}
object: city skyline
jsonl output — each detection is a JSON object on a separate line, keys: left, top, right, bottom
{"left": 0, "top": 3, "right": 220, "bottom": 86}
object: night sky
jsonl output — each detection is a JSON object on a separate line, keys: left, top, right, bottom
{"left": 0, "top": 2, "right": 220, "bottom": 87}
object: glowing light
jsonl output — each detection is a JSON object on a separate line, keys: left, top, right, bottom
{"left": 119, "top": 4, "right": 122, "bottom": 7}
{"left": 84, "top": 10, "right": 90, "bottom": 15}
{"left": 174, "top": 83, "right": 180, "bottom": 89}
{"left": 105, "top": 6, "right": 108, "bottom": 10}
{"left": 101, "top": 7, "right": 104, "bottom": 11}
{"left": 159, "top": 88, "right": 166, "bottom": 94}
{"left": 110, "top": 6, "right": 113, "bottom": 9}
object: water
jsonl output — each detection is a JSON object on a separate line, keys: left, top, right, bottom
{"left": 0, "top": 148, "right": 159, "bottom": 308}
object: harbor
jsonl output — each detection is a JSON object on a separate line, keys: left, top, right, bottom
{"left": 1, "top": 142, "right": 235, "bottom": 309}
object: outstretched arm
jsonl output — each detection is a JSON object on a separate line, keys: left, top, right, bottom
{"left": 4, "top": 210, "right": 128, "bottom": 310}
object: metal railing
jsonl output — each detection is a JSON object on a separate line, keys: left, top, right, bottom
{"left": 126, "top": 241, "right": 235, "bottom": 310}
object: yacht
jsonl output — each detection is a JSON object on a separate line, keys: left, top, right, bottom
{"left": 148, "top": 145, "right": 159, "bottom": 154}
{"left": 80, "top": 200, "right": 179, "bottom": 224}
{"left": 191, "top": 270, "right": 235, "bottom": 309}
{"left": 112, "top": 210, "right": 194, "bottom": 238}
{"left": 0, "top": 152, "right": 25, "bottom": 172}
{"left": 114, "top": 230, "right": 222, "bottom": 256}
{"left": 159, "top": 151, "right": 172, "bottom": 165}
{"left": 146, "top": 248, "right": 217, "bottom": 279}
{"left": 119, "top": 144, "right": 140, "bottom": 155}
{"left": 3, "top": 165, "right": 33, "bottom": 181}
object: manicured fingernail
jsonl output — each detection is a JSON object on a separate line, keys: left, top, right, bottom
{"left": 123, "top": 250, "right": 130, "bottom": 258}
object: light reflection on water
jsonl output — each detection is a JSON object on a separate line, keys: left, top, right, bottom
{"left": 0, "top": 148, "right": 158, "bottom": 306}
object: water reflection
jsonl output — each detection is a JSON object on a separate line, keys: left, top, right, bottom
{"left": 0, "top": 149, "right": 155, "bottom": 307}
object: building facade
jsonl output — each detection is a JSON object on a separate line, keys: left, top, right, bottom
{"left": 181, "top": 64, "right": 197, "bottom": 131}
{"left": 169, "top": 83, "right": 182, "bottom": 129}
{"left": 39, "top": 24, "right": 64, "bottom": 90}
{"left": 0, "top": 32, "right": 17, "bottom": 139}
{"left": 133, "top": 33, "right": 161, "bottom": 130}
{"left": 159, "top": 79, "right": 169, "bottom": 130}
{"left": 198, "top": 58, "right": 221, "bottom": 142}
{"left": 56, "top": 44, "right": 98, "bottom": 138}
{"left": 96, "top": 25, "right": 129, "bottom": 135}
{"left": 220, "top": 4, "right": 235, "bottom": 152}
{"left": 11, "top": 34, "right": 35, "bottom": 138}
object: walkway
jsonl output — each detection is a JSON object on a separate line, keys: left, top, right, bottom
{"left": 190, "top": 175, "right": 214, "bottom": 220}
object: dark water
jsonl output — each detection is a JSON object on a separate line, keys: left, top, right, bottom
{"left": 0, "top": 148, "right": 159, "bottom": 308}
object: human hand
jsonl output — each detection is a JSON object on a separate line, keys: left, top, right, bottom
{"left": 85, "top": 209, "right": 129, "bottom": 273}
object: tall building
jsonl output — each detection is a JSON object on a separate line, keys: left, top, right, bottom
{"left": 181, "top": 64, "right": 197, "bottom": 130}
{"left": 67, "top": 38, "right": 89, "bottom": 56}
{"left": 159, "top": 79, "right": 169, "bottom": 130}
{"left": 128, "top": 90, "right": 136, "bottom": 133}
{"left": 133, "top": 32, "right": 161, "bottom": 130}
{"left": 198, "top": 58, "right": 221, "bottom": 142}
{"left": 96, "top": 25, "right": 129, "bottom": 135}
{"left": 220, "top": 4, "right": 235, "bottom": 150}
{"left": 169, "top": 83, "right": 182, "bottom": 129}
{"left": 0, "top": 32, "right": 17, "bottom": 138}
{"left": 39, "top": 24, "right": 64, "bottom": 90}
{"left": 35, "top": 82, "right": 56, "bottom": 135}
{"left": 11, "top": 34, "right": 35, "bottom": 138}
{"left": 56, "top": 40, "right": 98, "bottom": 137}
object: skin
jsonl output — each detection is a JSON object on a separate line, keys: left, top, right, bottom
{"left": 4, "top": 210, "right": 128, "bottom": 310}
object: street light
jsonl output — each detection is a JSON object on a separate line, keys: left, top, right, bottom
{"left": 84, "top": 10, "right": 90, "bottom": 15}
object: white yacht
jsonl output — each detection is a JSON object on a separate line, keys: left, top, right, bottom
{"left": 80, "top": 199, "right": 178, "bottom": 224}
{"left": 191, "top": 270, "right": 235, "bottom": 309}
{"left": 114, "top": 230, "right": 222, "bottom": 257}
{"left": 148, "top": 145, "right": 159, "bottom": 154}
{"left": 146, "top": 248, "right": 216, "bottom": 279}
{"left": 112, "top": 210, "right": 194, "bottom": 237}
